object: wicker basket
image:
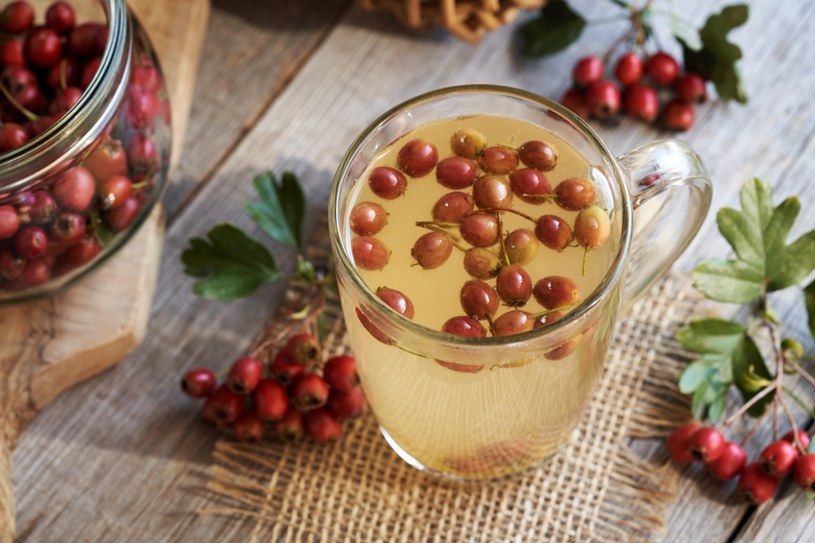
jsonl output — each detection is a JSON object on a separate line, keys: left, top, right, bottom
{"left": 356, "top": 0, "right": 547, "bottom": 43}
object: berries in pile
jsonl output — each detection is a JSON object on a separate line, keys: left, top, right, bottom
{"left": 181, "top": 333, "right": 366, "bottom": 443}
{"left": 350, "top": 125, "right": 611, "bottom": 370}
{"left": 668, "top": 423, "right": 815, "bottom": 504}
{"left": 562, "top": 52, "right": 706, "bottom": 131}
{"left": 0, "top": 0, "right": 165, "bottom": 291}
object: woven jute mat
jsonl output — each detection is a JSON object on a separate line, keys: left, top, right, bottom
{"left": 200, "top": 247, "right": 702, "bottom": 541}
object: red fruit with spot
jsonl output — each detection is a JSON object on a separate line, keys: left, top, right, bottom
{"left": 376, "top": 286, "right": 414, "bottom": 318}
{"left": 352, "top": 235, "right": 390, "bottom": 270}
{"left": 535, "top": 214, "right": 573, "bottom": 251}
{"left": 477, "top": 146, "right": 518, "bottom": 175}
{"left": 323, "top": 355, "right": 358, "bottom": 392}
{"left": 181, "top": 368, "right": 216, "bottom": 398}
{"left": 561, "top": 87, "right": 589, "bottom": 118}
{"left": 509, "top": 167, "right": 551, "bottom": 202}
{"left": 585, "top": 80, "right": 621, "bottom": 120}
{"left": 707, "top": 442, "right": 747, "bottom": 481}
{"left": 675, "top": 73, "right": 707, "bottom": 103}
{"left": 53, "top": 166, "right": 95, "bottom": 212}
{"left": 349, "top": 201, "right": 387, "bottom": 236}
{"left": 227, "top": 356, "right": 264, "bottom": 394}
{"left": 268, "top": 349, "right": 305, "bottom": 385}
{"left": 623, "top": 83, "right": 659, "bottom": 123}
{"left": 14, "top": 225, "right": 48, "bottom": 259}
{"left": 442, "top": 315, "right": 486, "bottom": 338}
{"left": 233, "top": 412, "right": 264, "bottom": 443}
{"left": 368, "top": 166, "right": 407, "bottom": 199}
{"left": 49, "top": 212, "right": 86, "bottom": 245}
{"left": 667, "top": 424, "right": 700, "bottom": 464}
{"left": 305, "top": 407, "right": 342, "bottom": 441}
{"left": 460, "top": 279, "right": 499, "bottom": 320}
{"left": 432, "top": 191, "right": 474, "bottom": 221}
{"left": 0, "top": 123, "right": 28, "bottom": 152}
{"left": 54, "top": 235, "right": 100, "bottom": 274}
{"left": 274, "top": 407, "right": 304, "bottom": 438}
{"left": 572, "top": 55, "right": 604, "bottom": 87}
{"left": 459, "top": 212, "right": 498, "bottom": 247}
{"left": 127, "top": 133, "right": 158, "bottom": 170}
{"left": 24, "top": 27, "right": 62, "bottom": 68}
{"left": 436, "top": 156, "right": 478, "bottom": 189}
{"left": 614, "top": 52, "right": 644, "bottom": 87}
{"left": 397, "top": 138, "right": 438, "bottom": 177}
{"left": 0, "top": 248, "right": 24, "bottom": 280}
{"left": 663, "top": 99, "right": 695, "bottom": 131}
{"left": 782, "top": 429, "right": 811, "bottom": 451}
{"left": 518, "top": 140, "right": 557, "bottom": 171}
{"left": 495, "top": 263, "right": 532, "bottom": 306}
{"left": 87, "top": 138, "right": 130, "bottom": 181}
{"left": 327, "top": 387, "right": 367, "bottom": 421}
{"left": 45, "top": 1, "right": 76, "bottom": 35}
{"left": 127, "top": 86, "right": 159, "bottom": 128}
{"left": 202, "top": 385, "right": 245, "bottom": 426}
{"left": 646, "top": 52, "right": 680, "bottom": 86}
{"left": 738, "top": 463, "right": 778, "bottom": 504}
{"left": 794, "top": 453, "right": 815, "bottom": 491}
{"left": 105, "top": 196, "right": 140, "bottom": 232}
{"left": 284, "top": 333, "right": 321, "bottom": 366}
{"left": 554, "top": 177, "right": 597, "bottom": 211}
{"left": 0, "top": 1, "right": 34, "bottom": 33}
{"left": 493, "top": 309, "right": 533, "bottom": 337}
{"left": 292, "top": 373, "right": 330, "bottom": 411}
{"left": 0, "top": 205, "right": 20, "bottom": 239}
{"left": 689, "top": 427, "right": 726, "bottom": 463}
{"left": 759, "top": 439, "right": 799, "bottom": 477}
{"left": 533, "top": 275, "right": 579, "bottom": 309}
{"left": 253, "top": 379, "right": 288, "bottom": 422}
{"left": 98, "top": 174, "right": 133, "bottom": 210}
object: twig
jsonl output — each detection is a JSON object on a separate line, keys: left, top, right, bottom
{"left": 721, "top": 384, "right": 776, "bottom": 428}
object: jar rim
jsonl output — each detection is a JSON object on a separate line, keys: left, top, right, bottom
{"left": 328, "top": 84, "right": 634, "bottom": 352}
{"left": 0, "top": 0, "right": 131, "bottom": 192}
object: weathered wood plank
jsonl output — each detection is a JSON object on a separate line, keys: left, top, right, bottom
{"left": 11, "top": 0, "right": 815, "bottom": 541}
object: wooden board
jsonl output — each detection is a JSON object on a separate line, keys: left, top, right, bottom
{"left": 0, "top": 0, "right": 209, "bottom": 540}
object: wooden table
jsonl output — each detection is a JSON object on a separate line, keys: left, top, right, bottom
{"left": 11, "top": 0, "right": 815, "bottom": 540}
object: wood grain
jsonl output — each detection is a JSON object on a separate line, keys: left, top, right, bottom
{"left": 10, "top": 0, "right": 815, "bottom": 541}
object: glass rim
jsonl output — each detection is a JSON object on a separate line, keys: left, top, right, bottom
{"left": 328, "top": 84, "right": 634, "bottom": 350}
{"left": 0, "top": 0, "right": 130, "bottom": 192}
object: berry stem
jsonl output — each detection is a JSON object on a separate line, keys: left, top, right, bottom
{"left": 478, "top": 207, "right": 537, "bottom": 224}
{"left": 415, "top": 221, "right": 471, "bottom": 252}
{"left": 0, "top": 81, "right": 39, "bottom": 122}
{"left": 496, "top": 212, "right": 510, "bottom": 267}
{"left": 721, "top": 383, "right": 776, "bottom": 428}
{"left": 740, "top": 405, "right": 772, "bottom": 447}
{"left": 785, "top": 357, "right": 815, "bottom": 390}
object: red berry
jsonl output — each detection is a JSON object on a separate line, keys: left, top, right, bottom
{"left": 268, "top": 349, "right": 305, "bottom": 385}
{"left": 13, "top": 225, "right": 48, "bottom": 259}
{"left": 68, "top": 22, "right": 105, "bottom": 58}
{"left": 126, "top": 86, "right": 159, "bottom": 128}
{"left": 0, "top": 247, "right": 24, "bottom": 280}
{"left": 436, "top": 156, "right": 478, "bottom": 189}
{"left": 504, "top": 228, "right": 538, "bottom": 265}
{"left": 554, "top": 177, "right": 597, "bottom": 211}
{"left": 45, "top": 1, "right": 76, "bottom": 35}
{"left": 227, "top": 356, "right": 264, "bottom": 394}
{"left": 304, "top": 407, "right": 342, "bottom": 441}
{"left": 284, "top": 332, "right": 321, "bottom": 366}
{"left": 477, "top": 146, "right": 518, "bottom": 175}
{"left": 181, "top": 368, "right": 217, "bottom": 398}
{"left": 782, "top": 429, "right": 811, "bottom": 451}
{"left": 202, "top": 385, "right": 245, "bottom": 426}
{"left": 459, "top": 212, "right": 498, "bottom": 247}
{"left": 460, "top": 279, "right": 499, "bottom": 320}
{"left": 432, "top": 191, "right": 474, "bottom": 221}
{"left": 646, "top": 52, "right": 680, "bottom": 86}
{"left": 572, "top": 55, "right": 604, "bottom": 87}
{"left": 535, "top": 214, "right": 573, "bottom": 251}
{"left": 533, "top": 275, "right": 580, "bottom": 309}
{"left": 292, "top": 373, "right": 330, "bottom": 411}
{"left": 5, "top": 257, "right": 50, "bottom": 289}
{"left": 98, "top": 175, "right": 133, "bottom": 210}
{"left": 86, "top": 138, "right": 128, "bottom": 182}
{"left": 397, "top": 138, "right": 438, "bottom": 177}
{"left": 663, "top": 99, "right": 695, "bottom": 131}
{"left": 46, "top": 57, "right": 80, "bottom": 89}
{"left": 327, "top": 387, "right": 367, "bottom": 421}
{"left": 53, "top": 166, "right": 95, "bottom": 212}
{"left": 376, "top": 286, "right": 414, "bottom": 319}
{"left": 0, "top": 37, "right": 25, "bottom": 67}
{"left": 349, "top": 201, "right": 387, "bottom": 236}
{"left": 759, "top": 439, "right": 799, "bottom": 477}
{"left": 614, "top": 52, "right": 644, "bottom": 87}
{"left": 794, "top": 453, "right": 815, "bottom": 491}
{"left": 493, "top": 309, "right": 533, "bottom": 337}
{"left": 689, "top": 427, "right": 726, "bottom": 463}
{"left": 561, "top": 87, "right": 589, "bottom": 118}
{"left": 0, "top": 205, "right": 20, "bottom": 239}
{"left": 585, "top": 80, "right": 621, "bottom": 120}
{"left": 442, "top": 316, "right": 486, "bottom": 338}
{"left": 233, "top": 412, "right": 264, "bottom": 443}
{"left": 368, "top": 166, "right": 407, "bottom": 199}
{"left": 574, "top": 206, "right": 611, "bottom": 249}
{"left": 473, "top": 175, "right": 513, "bottom": 209}
{"left": 462, "top": 247, "right": 500, "bottom": 280}
{"left": 495, "top": 264, "right": 532, "bottom": 306}
{"left": 0, "top": 1, "right": 34, "bottom": 34}
{"left": 412, "top": 231, "right": 452, "bottom": 269}
{"left": 351, "top": 235, "right": 389, "bottom": 270}
{"left": 274, "top": 407, "right": 304, "bottom": 438}
{"left": 49, "top": 212, "right": 86, "bottom": 245}
{"left": 54, "top": 235, "right": 100, "bottom": 273}
{"left": 707, "top": 442, "right": 747, "bottom": 480}
{"left": 79, "top": 56, "right": 100, "bottom": 89}
{"left": 738, "top": 463, "right": 779, "bottom": 504}
{"left": 508, "top": 168, "right": 551, "bottom": 202}
{"left": 104, "top": 196, "right": 140, "bottom": 232}
{"left": 126, "top": 133, "right": 158, "bottom": 170}
{"left": 0, "top": 123, "right": 28, "bottom": 152}
{"left": 323, "top": 355, "right": 358, "bottom": 392}
{"left": 48, "top": 86, "right": 82, "bottom": 115}
{"left": 623, "top": 83, "right": 660, "bottom": 123}
{"left": 24, "top": 27, "right": 62, "bottom": 68}
{"left": 129, "top": 60, "right": 161, "bottom": 92}
{"left": 518, "top": 140, "right": 557, "bottom": 171}
{"left": 252, "top": 379, "right": 288, "bottom": 422}
{"left": 675, "top": 73, "right": 707, "bottom": 103}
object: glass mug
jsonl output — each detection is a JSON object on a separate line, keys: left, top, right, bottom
{"left": 328, "top": 85, "right": 711, "bottom": 479}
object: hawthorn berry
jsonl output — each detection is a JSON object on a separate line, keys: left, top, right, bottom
{"left": 327, "top": 387, "right": 367, "bottom": 421}
{"left": 794, "top": 453, "right": 815, "bottom": 491}
{"left": 436, "top": 156, "right": 478, "bottom": 189}
{"left": 181, "top": 368, "right": 217, "bottom": 398}
{"left": 274, "top": 407, "right": 305, "bottom": 438}
{"left": 689, "top": 427, "right": 726, "bottom": 463}
{"left": 646, "top": 52, "right": 680, "bottom": 86}
{"left": 397, "top": 138, "right": 438, "bottom": 177}
{"left": 738, "top": 463, "right": 778, "bottom": 504}
{"left": 304, "top": 407, "right": 343, "bottom": 441}
{"left": 675, "top": 73, "right": 707, "bottom": 103}
{"left": 268, "top": 349, "right": 305, "bottom": 385}
{"left": 253, "top": 379, "right": 289, "bottom": 422}
{"left": 663, "top": 99, "right": 695, "bottom": 131}
{"left": 292, "top": 373, "right": 330, "bottom": 411}
{"left": 782, "top": 429, "right": 811, "bottom": 451}
{"left": 450, "top": 127, "right": 486, "bottom": 158}
{"left": 707, "top": 442, "right": 747, "bottom": 481}
{"left": 226, "top": 356, "right": 264, "bottom": 394}
{"left": 233, "top": 412, "right": 264, "bottom": 444}
{"left": 759, "top": 439, "right": 799, "bottom": 477}
{"left": 614, "top": 52, "right": 644, "bottom": 87}
{"left": 202, "top": 385, "right": 245, "bottom": 426}
{"left": 411, "top": 231, "right": 453, "bottom": 269}
{"left": 623, "top": 84, "right": 660, "bottom": 123}
{"left": 585, "top": 80, "right": 621, "bottom": 120}
{"left": 284, "top": 333, "right": 321, "bottom": 366}
{"left": 323, "top": 355, "right": 359, "bottom": 392}
{"left": 572, "top": 56, "right": 604, "bottom": 88}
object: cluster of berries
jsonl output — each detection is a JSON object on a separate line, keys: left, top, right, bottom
{"left": 0, "top": 0, "right": 165, "bottom": 291}
{"left": 668, "top": 424, "right": 815, "bottom": 504}
{"left": 181, "top": 333, "right": 366, "bottom": 443}
{"left": 561, "top": 51, "right": 706, "bottom": 131}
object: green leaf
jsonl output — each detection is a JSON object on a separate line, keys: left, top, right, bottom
{"left": 245, "top": 171, "right": 305, "bottom": 248}
{"left": 805, "top": 279, "right": 815, "bottom": 341}
{"left": 181, "top": 223, "right": 281, "bottom": 300}
{"left": 316, "top": 312, "right": 328, "bottom": 344}
{"left": 680, "top": 4, "right": 749, "bottom": 103}
{"left": 677, "top": 318, "right": 745, "bottom": 353}
{"left": 678, "top": 358, "right": 718, "bottom": 393}
{"left": 707, "top": 388, "right": 728, "bottom": 423}
{"left": 520, "top": 0, "right": 586, "bottom": 58}
{"left": 693, "top": 179, "right": 815, "bottom": 303}
{"left": 735, "top": 336, "right": 774, "bottom": 416}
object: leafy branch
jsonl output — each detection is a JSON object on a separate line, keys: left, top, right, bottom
{"left": 677, "top": 180, "right": 815, "bottom": 445}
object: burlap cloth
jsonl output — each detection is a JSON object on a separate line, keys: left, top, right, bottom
{"left": 199, "top": 241, "right": 701, "bottom": 542}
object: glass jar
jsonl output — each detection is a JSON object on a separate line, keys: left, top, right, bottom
{"left": 0, "top": 0, "right": 171, "bottom": 302}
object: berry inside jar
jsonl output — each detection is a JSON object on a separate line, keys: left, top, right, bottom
{"left": 0, "top": 0, "right": 170, "bottom": 299}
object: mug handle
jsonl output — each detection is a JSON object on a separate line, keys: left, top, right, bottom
{"left": 616, "top": 139, "right": 713, "bottom": 309}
